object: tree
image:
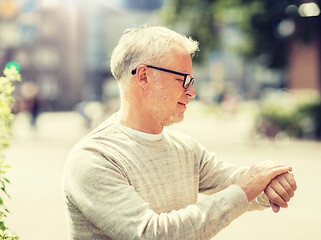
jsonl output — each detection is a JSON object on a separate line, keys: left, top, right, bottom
{"left": 161, "top": 0, "right": 321, "bottom": 69}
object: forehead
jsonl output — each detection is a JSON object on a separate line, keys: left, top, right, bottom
{"left": 162, "top": 43, "right": 193, "bottom": 75}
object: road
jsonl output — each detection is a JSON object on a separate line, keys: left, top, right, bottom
{"left": 3, "top": 107, "right": 321, "bottom": 240}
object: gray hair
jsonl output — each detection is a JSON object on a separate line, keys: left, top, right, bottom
{"left": 110, "top": 26, "right": 199, "bottom": 83}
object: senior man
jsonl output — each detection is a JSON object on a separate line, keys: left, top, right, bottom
{"left": 63, "top": 26, "right": 296, "bottom": 240}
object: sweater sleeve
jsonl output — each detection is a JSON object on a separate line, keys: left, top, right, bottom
{"left": 64, "top": 146, "right": 250, "bottom": 240}
{"left": 197, "top": 142, "right": 270, "bottom": 210}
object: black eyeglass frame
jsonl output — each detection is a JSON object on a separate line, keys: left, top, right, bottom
{"left": 131, "top": 65, "right": 194, "bottom": 89}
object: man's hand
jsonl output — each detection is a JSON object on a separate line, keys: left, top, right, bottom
{"left": 236, "top": 162, "right": 292, "bottom": 203}
{"left": 264, "top": 171, "right": 297, "bottom": 213}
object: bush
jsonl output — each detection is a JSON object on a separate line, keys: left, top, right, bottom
{"left": 255, "top": 90, "right": 321, "bottom": 140}
{"left": 296, "top": 100, "right": 321, "bottom": 139}
{"left": 0, "top": 66, "right": 21, "bottom": 239}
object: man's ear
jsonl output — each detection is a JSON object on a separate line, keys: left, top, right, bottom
{"left": 135, "top": 65, "right": 149, "bottom": 90}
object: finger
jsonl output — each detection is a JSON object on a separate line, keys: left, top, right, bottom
{"left": 284, "top": 171, "right": 297, "bottom": 191}
{"left": 270, "top": 201, "right": 280, "bottom": 213}
{"left": 265, "top": 162, "right": 292, "bottom": 171}
{"left": 277, "top": 174, "right": 295, "bottom": 198}
{"left": 264, "top": 185, "right": 288, "bottom": 208}
{"left": 267, "top": 165, "right": 292, "bottom": 180}
{"left": 270, "top": 179, "right": 291, "bottom": 202}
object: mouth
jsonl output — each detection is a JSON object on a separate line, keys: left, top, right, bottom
{"left": 178, "top": 102, "right": 187, "bottom": 106}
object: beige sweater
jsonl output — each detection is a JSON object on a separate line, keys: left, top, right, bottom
{"left": 62, "top": 114, "right": 270, "bottom": 240}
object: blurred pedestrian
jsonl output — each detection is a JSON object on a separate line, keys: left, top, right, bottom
{"left": 20, "top": 81, "right": 41, "bottom": 129}
{"left": 63, "top": 26, "right": 297, "bottom": 240}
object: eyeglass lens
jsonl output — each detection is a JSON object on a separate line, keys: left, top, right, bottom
{"left": 184, "top": 75, "right": 193, "bottom": 89}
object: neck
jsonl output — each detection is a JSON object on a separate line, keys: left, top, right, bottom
{"left": 117, "top": 99, "right": 163, "bottom": 134}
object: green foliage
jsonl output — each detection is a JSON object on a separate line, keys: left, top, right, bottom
{"left": 160, "top": 0, "right": 258, "bottom": 60}
{"left": 0, "top": 66, "right": 20, "bottom": 239}
{"left": 160, "top": 0, "right": 319, "bottom": 68}
{"left": 160, "top": 0, "right": 220, "bottom": 62}
{"left": 255, "top": 90, "right": 321, "bottom": 139}
{"left": 0, "top": 231, "right": 19, "bottom": 240}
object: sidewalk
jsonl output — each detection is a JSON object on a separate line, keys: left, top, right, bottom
{"left": 3, "top": 109, "right": 321, "bottom": 240}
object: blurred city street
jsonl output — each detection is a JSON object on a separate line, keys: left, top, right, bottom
{"left": 3, "top": 103, "right": 321, "bottom": 240}
{"left": 1, "top": 0, "right": 321, "bottom": 239}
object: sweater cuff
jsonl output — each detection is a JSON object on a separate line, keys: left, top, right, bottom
{"left": 224, "top": 184, "right": 249, "bottom": 215}
{"left": 200, "top": 184, "right": 249, "bottom": 239}
{"left": 207, "top": 184, "right": 249, "bottom": 222}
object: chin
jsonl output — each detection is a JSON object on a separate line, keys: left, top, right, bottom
{"left": 162, "top": 113, "right": 184, "bottom": 126}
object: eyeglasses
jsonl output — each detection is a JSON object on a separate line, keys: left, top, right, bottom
{"left": 131, "top": 65, "right": 194, "bottom": 89}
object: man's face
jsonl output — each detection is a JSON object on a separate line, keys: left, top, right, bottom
{"left": 148, "top": 44, "right": 196, "bottom": 127}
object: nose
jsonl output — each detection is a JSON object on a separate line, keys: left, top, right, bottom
{"left": 185, "top": 83, "right": 196, "bottom": 99}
